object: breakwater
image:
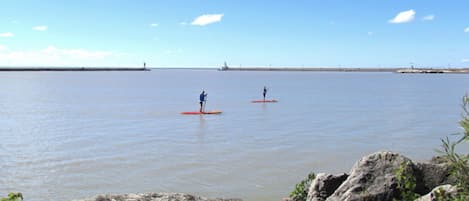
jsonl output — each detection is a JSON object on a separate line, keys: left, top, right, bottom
{"left": 221, "top": 67, "right": 398, "bottom": 72}
{"left": 395, "top": 68, "right": 469, "bottom": 73}
{"left": 0, "top": 67, "right": 149, "bottom": 71}
{"left": 220, "top": 67, "right": 469, "bottom": 73}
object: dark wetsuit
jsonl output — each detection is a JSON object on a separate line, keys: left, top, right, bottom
{"left": 199, "top": 92, "right": 206, "bottom": 112}
{"left": 263, "top": 87, "right": 267, "bottom": 100}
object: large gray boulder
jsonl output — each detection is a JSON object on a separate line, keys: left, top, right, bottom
{"left": 73, "top": 193, "right": 242, "bottom": 201}
{"left": 414, "top": 156, "right": 456, "bottom": 194}
{"left": 307, "top": 173, "right": 348, "bottom": 201}
{"left": 326, "top": 151, "right": 413, "bottom": 201}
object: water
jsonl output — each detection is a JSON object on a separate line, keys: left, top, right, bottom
{"left": 1, "top": 70, "right": 468, "bottom": 201}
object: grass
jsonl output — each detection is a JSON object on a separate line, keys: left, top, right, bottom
{"left": 1, "top": 193, "right": 23, "bottom": 201}
{"left": 289, "top": 172, "right": 316, "bottom": 201}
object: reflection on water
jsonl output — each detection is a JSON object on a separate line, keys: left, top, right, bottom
{"left": 0, "top": 70, "right": 469, "bottom": 201}
{"left": 197, "top": 115, "right": 206, "bottom": 143}
{"left": 262, "top": 102, "right": 267, "bottom": 112}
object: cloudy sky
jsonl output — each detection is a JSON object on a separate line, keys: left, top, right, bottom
{"left": 0, "top": 0, "right": 468, "bottom": 67}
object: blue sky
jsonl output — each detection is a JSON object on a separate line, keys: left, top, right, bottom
{"left": 0, "top": 0, "right": 468, "bottom": 67}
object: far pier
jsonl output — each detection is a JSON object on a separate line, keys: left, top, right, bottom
{"left": 0, "top": 67, "right": 150, "bottom": 71}
{"left": 218, "top": 66, "right": 469, "bottom": 74}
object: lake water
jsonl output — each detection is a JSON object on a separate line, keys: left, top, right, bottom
{"left": 1, "top": 70, "right": 469, "bottom": 201}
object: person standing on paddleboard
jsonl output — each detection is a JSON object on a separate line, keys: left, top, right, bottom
{"left": 263, "top": 86, "right": 267, "bottom": 101}
{"left": 199, "top": 91, "right": 207, "bottom": 112}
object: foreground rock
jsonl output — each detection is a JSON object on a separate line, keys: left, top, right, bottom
{"left": 414, "top": 156, "right": 456, "bottom": 194}
{"left": 306, "top": 173, "right": 348, "bottom": 201}
{"left": 304, "top": 151, "right": 457, "bottom": 201}
{"left": 73, "top": 193, "right": 242, "bottom": 201}
{"left": 415, "top": 184, "right": 458, "bottom": 201}
{"left": 325, "top": 151, "right": 412, "bottom": 201}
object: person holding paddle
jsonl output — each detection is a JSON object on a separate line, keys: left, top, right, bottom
{"left": 263, "top": 86, "right": 267, "bottom": 101}
{"left": 199, "top": 91, "right": 207, "bottom": 112}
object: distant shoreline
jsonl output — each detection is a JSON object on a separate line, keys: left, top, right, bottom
{"left": 0, "top": 67, "right": 149, "bottom": 71}
{"left": 2, "top": 67, "right": 469, "bottom": 73}
{"left": 220, "top": 67, "right": 397, "bottom": 72}
{"left": 152, "top": 67, "right": 469, "bottom": 73}
{"left": 219, "top": 67, "right": 469, "bottom": 73}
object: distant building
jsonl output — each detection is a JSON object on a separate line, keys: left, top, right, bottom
{"left": 219, "top": 61, "right": 229, "bottom": 71}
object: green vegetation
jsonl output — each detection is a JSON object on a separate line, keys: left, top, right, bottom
{"left": 432, "top": 186, "right": 468, "bottom": 201}
{"left": 1, "top": 192, "right": 23, "bottom": 201}
{"left": 289, "top": 172, "right": 316, "bottom": 201}
{"left": 289, "top": 95, "right": 469, "bottom": 201}
{"left": 394, "top": 161, "right": 419, "bottom": 201}
{"left": 435, "top": 94, "right": 469, "bottom": 200}
{"left": 394, "top": 94, "right": 469, "bottom": 200}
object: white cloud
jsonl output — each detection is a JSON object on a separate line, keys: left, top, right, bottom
{"left": 0, "top": 32, "right": 14, "bottom": 37}
{"left": 0, "top": 45, "right": 8, "bottom": 51}
{"left": 422, "top": 15, "right": 434, "bottom": 21}
{"left": 191, "top": 14, "right": 223, "bottom": 26}
{"left": 462, "top": 59, "right": 469, "bottom": 63}
{"left": 150, "top": 23, "right": 158, "bottom": 27}
{"left": 367, "top": 32, "right": 374, "bottom": 36}
{"left": 465, "top": 27, "right": 469, "bottom": 33}
{"left": 389, "top": 9, "right": 416, "bottom": 24}
{"left": 33, "top": 26, "right": 48, "bottom": 31}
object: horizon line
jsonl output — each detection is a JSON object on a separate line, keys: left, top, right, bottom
{"left": 0, "top": 66, "right": 467, "bottom": 69}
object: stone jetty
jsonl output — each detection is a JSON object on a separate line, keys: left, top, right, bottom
{"left": 0, "top": 67, "right": 149, "bottom": 71}
{"left": 218, "top": 66, "right": 469, "bottom": 73}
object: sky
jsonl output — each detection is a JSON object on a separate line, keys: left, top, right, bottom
{"left": 0, "top": 0, "right": 469, "bottom": 68}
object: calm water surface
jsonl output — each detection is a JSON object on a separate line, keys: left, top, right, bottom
{"left": 1, "top": 70, "right": 469, "bottom": 201}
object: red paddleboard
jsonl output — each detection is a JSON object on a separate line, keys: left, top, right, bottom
{"left": 251, "top": 99, "right": 278, "bottom": 103}
{"left": 181, "top": 110, "right": 223, "bottom": 115}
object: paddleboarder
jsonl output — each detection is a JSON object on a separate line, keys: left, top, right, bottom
{"left": 199, "top": 91, "right": 207, "bottom": 112}
{"left": 263, "top": 86, "right": 267, "bottom": 101}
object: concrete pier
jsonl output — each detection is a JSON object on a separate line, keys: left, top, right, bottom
{"left": 220, "top": 67, "right": 398, "bottom": 72}
{"left": 395, "top": 68, "right": 469, "bottom": 73}
{"left": 0, "top": 67, "right": 149, "bottom": 71}
{"left": 219, "top": 67, "right": 469, "bottom": 73}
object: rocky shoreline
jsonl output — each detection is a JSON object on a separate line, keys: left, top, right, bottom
{"left": 71, "top": 151, "right": 462, "bottom": 201}
{"left": 72, "top": 193, "right": 242, "bottom": 201}
{"left": 297, "top": 151, "right": 458, "bottom": 201}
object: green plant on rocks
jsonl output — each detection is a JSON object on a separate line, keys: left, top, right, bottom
{"left": 432, "top": 187, "right": 459, "bottom": 201}
{"left": 394, "top": 161, "right": 419, "bottom": 201}
{"left": 289, "top": 172, "right": 316, "bottom": 201}
{"left": 1, "top": 192, "right": 23, "bottom": 201}
{"left": 436, "top": 95, "right": 469, "bottom": 200}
